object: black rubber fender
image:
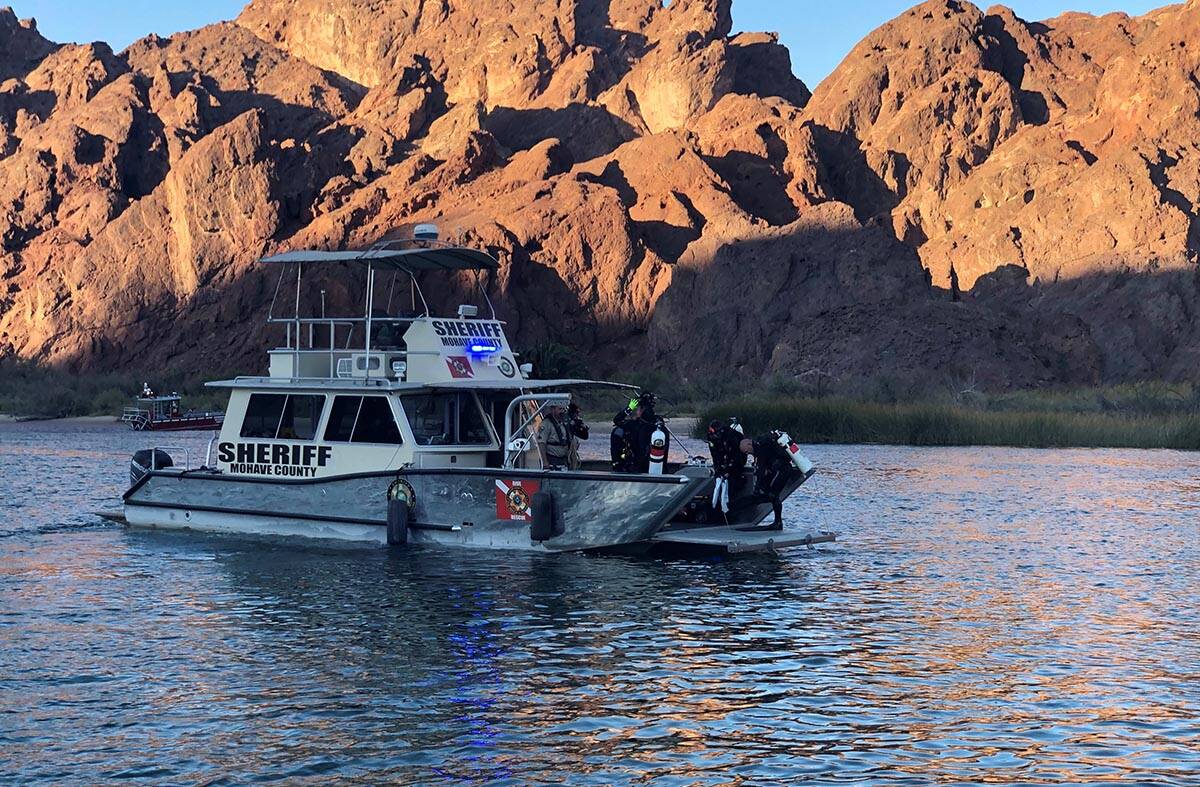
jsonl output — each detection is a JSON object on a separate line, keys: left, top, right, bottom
{"left": 387, "top": 499, "right": 410, "bottom": 546}
{"left": 529, "top": 491, "right": 558, "bottom": 542}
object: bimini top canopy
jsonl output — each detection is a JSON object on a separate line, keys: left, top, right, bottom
{"left": 261, "top": 246, "right": 499, "bottom": 272}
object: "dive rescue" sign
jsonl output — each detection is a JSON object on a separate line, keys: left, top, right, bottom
{"left": 217, "top": 442, "right": 331, "bottom": 478}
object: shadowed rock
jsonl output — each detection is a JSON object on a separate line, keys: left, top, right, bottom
{"left": 2, "top": 0, "right": 1200, "bottom": 390}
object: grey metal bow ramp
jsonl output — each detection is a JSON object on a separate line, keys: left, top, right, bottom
{"left": 649, "top": 526, "right": 837, "bottom": 554}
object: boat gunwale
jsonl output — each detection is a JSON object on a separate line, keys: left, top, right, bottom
{"left": 123, "top": 465, "right": 702, "bottom": 501}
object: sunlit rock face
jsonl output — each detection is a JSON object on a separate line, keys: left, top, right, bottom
{"left": 1, "top": 0, "right": 1199, "bottom": 387}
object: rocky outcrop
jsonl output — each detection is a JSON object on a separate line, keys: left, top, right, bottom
{"left": 2, "top": 0, "right": 1200, "bottom": 391}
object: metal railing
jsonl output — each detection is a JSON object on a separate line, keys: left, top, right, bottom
{"left": 268, "top": 316, "right": 417, "bottom": 379}
{"left": 502, "top": 393, "right": 572, "bottom": 469}
{"left": 150, "top": 446, "right": 193, "bottom": 471}
{"left": 121, "top": 407, "right": 150, "bottom": 429}
{"left": 205, "top": 435, "right": 218, "bottom": 468}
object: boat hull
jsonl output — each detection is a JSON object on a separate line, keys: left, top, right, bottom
{"left": 123, "top": 467, "right": 709, "bottom": 551}
{"left": 126, "top": 416, "right": 224, "bottom": 432}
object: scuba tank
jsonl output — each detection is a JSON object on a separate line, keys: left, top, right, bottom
{"left": 774, "top": 430, "right": 815, "bottom": 474}
{"left": 648, "top": 421, "right": 668, "bottom": 475}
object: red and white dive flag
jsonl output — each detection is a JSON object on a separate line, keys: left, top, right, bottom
{"left": 445, "top": 356, "right": 475, "bottom": 378}
{"left": 495, "top": 478, "right": 540, "bottom": 521}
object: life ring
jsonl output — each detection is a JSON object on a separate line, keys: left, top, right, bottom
{"left": 387, "top": 477, "right": 416, "bottom": 506}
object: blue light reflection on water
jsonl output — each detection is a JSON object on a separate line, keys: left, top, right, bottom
{"left": 2, "top": 420, "right": 1200, "bottom": 783}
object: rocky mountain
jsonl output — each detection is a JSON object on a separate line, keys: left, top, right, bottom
{"left": 1, "top": 0, "right": 1198, "bottom": 391}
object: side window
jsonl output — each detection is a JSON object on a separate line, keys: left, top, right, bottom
{"left": 324, "top": 395, "right": 403, "bottom": 445}
{"left": 352, "top": 397, "right": 403, "bottom": 444}
{"left": 324, "top": 396, "right": 362, "bottom": 442}
{"left": 277, "top": 395, "right": 325, "bottom": 440}
{"left": 240, "top": 394, "right": 287, "bottom": 438}
{"left": 401, "top": 394, "right": 451, "bottom": 445}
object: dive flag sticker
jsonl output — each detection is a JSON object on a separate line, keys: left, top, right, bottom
{"left": 445, "top": 356, "right": 475, "bottom": 379}
{"left": 495, "top": 479, "right": 540, "bottom": 521}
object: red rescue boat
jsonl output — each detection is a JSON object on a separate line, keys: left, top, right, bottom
{"left": 121, "top": 386, "right": 224, "bottom": 432}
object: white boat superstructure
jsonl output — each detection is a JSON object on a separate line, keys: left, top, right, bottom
{"left": 122, "top": 231, "right": 828, "bottom": 553}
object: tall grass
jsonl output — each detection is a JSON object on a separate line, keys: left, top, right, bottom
{"left": 698, "top": 396, "right": 1200, "bottom": 450}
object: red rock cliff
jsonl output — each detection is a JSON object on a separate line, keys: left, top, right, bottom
{"left": 1, "top": 0, "right": 1197, "bottom": 388}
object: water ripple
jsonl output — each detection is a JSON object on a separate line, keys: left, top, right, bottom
{"left": 2, "top": 424, "right": 1200, "bottom": 783}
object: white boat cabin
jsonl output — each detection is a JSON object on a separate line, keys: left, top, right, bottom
{"left": 207, "top": 235, "right": 626, "bottom": 480}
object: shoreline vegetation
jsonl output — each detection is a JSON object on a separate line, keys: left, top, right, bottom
{"left": 4, "top": 356, "right": 1200, "bottom": 450}
{"left": 696, "top": 388, "right": 1200, "bottom": 451}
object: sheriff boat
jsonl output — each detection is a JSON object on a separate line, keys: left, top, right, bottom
{"left": 120, "top": 230, "right": 831, "bottom": 554}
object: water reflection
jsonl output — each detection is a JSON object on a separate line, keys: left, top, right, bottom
{"left": 4, "top": 423, "right": 1200, "bottom": 782}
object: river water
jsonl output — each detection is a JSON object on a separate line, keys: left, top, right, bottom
{"left": 2, "top": 420, "right": 1199, "bottom": 784}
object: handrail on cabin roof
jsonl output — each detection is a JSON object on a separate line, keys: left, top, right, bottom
{"left": 259, "top": 245, "right": 500, "bottom": 272}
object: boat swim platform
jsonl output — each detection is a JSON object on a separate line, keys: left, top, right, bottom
{"left": 649, "top": 526, "right": 837, "bottom": 554}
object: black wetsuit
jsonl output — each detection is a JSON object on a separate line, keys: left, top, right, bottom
{"left": 627, "top": 408, "right": 659, "bottom": 474}
{"left": 753, "top": 436, "right": 798, "bottom": 527}
{"left": 728, "top": 436, "right": 798, "bottom": 529}
{"left": 707, "top": 424, "right": 747, "bottom": 478}
{"left": 707, "top": 423, "right": 748, "bottom": 497}
{"left": 610, "top": 411, "right": 637, "bottom": 472}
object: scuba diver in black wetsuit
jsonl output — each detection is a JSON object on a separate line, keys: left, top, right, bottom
{"left": 610, "top": 407, "right": 639, "bottom": 472}
{"left": 707, "top": 419, "right": 747, "bottom": 479}
{"left": 706, "top": 419, "right": 747, "bottom": 512}
{"left": 735, "top": 434, "right": 801, "bottom": 531}
{"left": 627, "top": 392, "right": 658, "bottom": 473}
{"left": 610, "top": 392, "right": 658, "bottom": 473}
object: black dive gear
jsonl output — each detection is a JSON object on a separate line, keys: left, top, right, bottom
{"left": 706, "top": 419, "right": 747, "bottom": 479}
{"left": 752, "top": 435, "right": 796, "bottom": 529}
{"left": 567, "top": 403, "right": 589, "bottom": 441}
{"left": 610, "top": 410, "right": 638, "bottom": 472}
{"left": 727, "top": 434, "right": 798, "bottom": 530}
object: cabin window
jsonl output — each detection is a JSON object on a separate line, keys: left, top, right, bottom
{"left": 277, "top": 395, "right": 326, "bottom": 440}
{"left": 241, "top": 393, "right": 326, "bottom": 440}
{"left": 240, "top": 394, "right": 287, "bottom": 438}
{"left": 401, "top": 393, "right": 491, "bottom": 446}
{"left": 352, "top": 397, "right": 403, "bottom": 444}
{"left": 324, "top": 396, "right": 360, "bottom": 442}
{"left": 323, "top": 395, "right": 403, "bottom": 445}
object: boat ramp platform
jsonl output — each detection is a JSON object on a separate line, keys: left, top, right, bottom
{"left": 649, "top": 526, "right": 837, "bottom": 554}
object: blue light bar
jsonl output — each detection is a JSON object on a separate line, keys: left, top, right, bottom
{"left": 469, "top": 342, "right": 500, "bottom": 354}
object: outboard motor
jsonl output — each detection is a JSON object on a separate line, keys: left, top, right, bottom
{"left": 773, "top": 430, "right": 815, "bottom": 475}
{"left": 130, "top": 448, "right": 173, "bottom": 487}
{"left": 648, "top": 421, "right": 668, "bottom": 476}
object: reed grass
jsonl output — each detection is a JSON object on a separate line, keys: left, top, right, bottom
{"left": 697, "top": 396, "right": 1200, "bottom": 450}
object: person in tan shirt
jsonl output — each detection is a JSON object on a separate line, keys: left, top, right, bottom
{"left": 537, "top": 404, "right": 572, "bottom": 469}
